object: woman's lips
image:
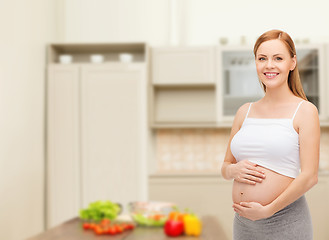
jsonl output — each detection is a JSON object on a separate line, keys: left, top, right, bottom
{"left": 264, "top": 72, "right": 279, "bottom": 79}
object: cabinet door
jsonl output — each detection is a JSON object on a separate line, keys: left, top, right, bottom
{"left": 297, "top": 45, "right": 326, "bottom": 120}
{"left": 217, "top": 47, "right": 264, "bottom": 121}
{"left": 47, "top": 65, "right": 80, "bottom": 228}
{"left": 149, "top": 176, "right": 232, "bottom": 239}
{"left": 152, "top": 47, "right": 215, "bottom": 85}
{"left": 80, "top": 63, "right": 147, "bottom": 209}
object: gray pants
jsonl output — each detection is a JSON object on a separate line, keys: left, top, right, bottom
{"left": 233, "top": 195, "right": 313, "bottom": 240}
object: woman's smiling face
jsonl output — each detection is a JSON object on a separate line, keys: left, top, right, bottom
{"left": 255, "top": 39, "right": 296, "bottom": 91}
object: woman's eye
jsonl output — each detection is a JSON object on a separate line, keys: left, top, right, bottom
{"left": 276, "top": 57, "right": 283, "bottom": 61}
{"left": 258, "top": 57, "right": 266, "bottom": 61}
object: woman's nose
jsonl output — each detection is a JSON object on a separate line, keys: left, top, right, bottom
{"left": 266, "top": 60, "right": 275, "bottom": 68}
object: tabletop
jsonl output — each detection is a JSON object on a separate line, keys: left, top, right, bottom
{"left": 28, "top": 216, "right": 229, "bottom": 240}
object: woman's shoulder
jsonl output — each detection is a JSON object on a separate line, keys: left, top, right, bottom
{"left": 300, "top": 100, "right": 318, "bottom": 112}
{"left": 299, "top": 100, "right": 319, "bottom": 118}
{"left": 296, "top": 99, "right": 319, "bottom": 126}
{"left": 229, "top": 102, "right": 252, "bottom": 134}
{"left": 232, "top": 102, "right": 252, "bottom": 126}
{"left": 236, "top": 102, "right": 252, "bottom": 117}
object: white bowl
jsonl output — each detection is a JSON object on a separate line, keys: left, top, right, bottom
{"left": 128, "top": 201, "right": 176, "bottom": 227}
{"left": 119, "top": 53, "right": 133, "bottom": 63}
{"left": 90, "top": 54, "right": 104, "bottom": 63}
{"left": 59, "top": 54, "right": 73, "bottom": 64}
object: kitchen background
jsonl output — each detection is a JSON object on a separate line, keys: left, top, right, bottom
{"left": 1, "top": 0, "right": 329, "bottom": 240}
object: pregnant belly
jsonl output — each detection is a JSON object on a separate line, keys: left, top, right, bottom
{"left": 232, "top": 166, "right": 294, "bottom": 206}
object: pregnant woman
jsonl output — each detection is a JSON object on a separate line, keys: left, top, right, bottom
{"left": 221, "top": 29, "right": 320, "bottom": 240}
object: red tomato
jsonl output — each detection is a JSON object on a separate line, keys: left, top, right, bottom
{"left": 164, "top": 219, "right": 184, "bottom": 237}
{"left": 94, "top": 226, "right": 104, "bottom": 235}
{"left": 89, "top": 223, "right": 97, "bottom": 230}
{"left": 126, "top": 224, "right": 135, "bottom": 230}
{"left": 100, "top": 219, "right": 111, "bottom": 227}
{"left": 108, "top": 226, "right": 117, "bottom": 235}
{"left": 120, "top": 223, "right": 127, "bottom": 229}
{"left": 103, "top": 227, "right": 110, "bottom": 234}
{"left": 114, "top": 224, "right": 123, "bottom": 233}
{"left": 120, "top": 223, "right": 134, "bottom": 231}
{"left": 82, "top": 223, "right": 90, "bottom": 230}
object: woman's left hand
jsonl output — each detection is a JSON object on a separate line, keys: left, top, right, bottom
{"left": 232, "top": 202, "right": 273, "bottom": 221}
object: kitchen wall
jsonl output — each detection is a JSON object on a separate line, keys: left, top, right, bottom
{"left": 58, "top": 0, "right": 170, "bottom": 44}
{"left": 59, "top": 0, "right": 329, "bottom": 45}
{"left": 0, "top": 1, "right": 57, "bottom": 240}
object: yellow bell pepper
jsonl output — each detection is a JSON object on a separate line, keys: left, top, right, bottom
{"left": 183, "top": 214, "right": 202, "bottom": 236}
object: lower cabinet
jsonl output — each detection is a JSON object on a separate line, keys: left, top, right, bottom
{"left": 305, "top": 174, "right": 329, "bottom": 240}
{"left": 47, "top": 63, "right": 148, "bottom": 228}
{"left": 149, "top": 174, "right": 329, "bottom": 240}
{"left": 149, "top": 175, "right": 233, "bottom": 239}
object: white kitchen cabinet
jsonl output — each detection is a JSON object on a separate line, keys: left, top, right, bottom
{"left": 47, "top": 64, "right": 80, "bottom": 228}
{"left": 216, "top": 46, "right": 264, "bottom": 120}
{"left": 80, "top": 63, "right": 147, "bottom": 208}
{"left": 326, "top": 44, "right": 329, "bottom": 121}
{"left": 149, "top": 174, "right": 233, "bottom": 239}
{"left": 306, "top": 174, "right": 329, "bottom": 240}
{"left": 297, "top": 44, "right": 326, "bottom": 120}
{"left": 150, "top": 47, "right": 217, "bottom": 127}
{"left": 152, "top": 47, "right": 215, "bottom": 85}
{"left": 46, "top": 43, "right": 148, "bottom": 228}
{"left": 152, "top": 85, "right": 217, "bottom": 125}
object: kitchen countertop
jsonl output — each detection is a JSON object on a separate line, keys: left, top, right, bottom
{"left": 28, "top": 216, "right": 229, "bottom": 240}
{"left": 149, "top": 170, "right": 329, "bottom": 178}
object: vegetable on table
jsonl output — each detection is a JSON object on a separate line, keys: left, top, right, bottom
{"left": 79, "top": 200, "right": 121, "bottom": 221}
{"left": 82, "top": 219, "right": 135, "bottom": 235}
{"left": 169, "top": 211, "right": 186, "bottom": 222}
{"left": 183, "top": 214, "right": 202, "bottom": 236}
{"left": 163, "top": 208, "right": 186, "bottom": 237}
{"left": 164, "top": 207, "right": 203, "bottom": 237}
{"left": 164, "top": 217, "right": 184, "bottom": 237}
{"left": 132, "top": 213, "right": 167, "bottom": 227}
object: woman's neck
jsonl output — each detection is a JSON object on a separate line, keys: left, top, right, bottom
{"left": 262, "top": 86, "right": 296, "bottom": 105}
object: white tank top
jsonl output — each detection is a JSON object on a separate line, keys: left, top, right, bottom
{"left": 230, "top": 101, "right": 304, "bottom": 178}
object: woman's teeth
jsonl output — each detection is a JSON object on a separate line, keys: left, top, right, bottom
{"left": 264, "top": 73, "right": 278, "bottom": 78}
{"left": 265, "top": 73, "right": 278, "bottom": 76}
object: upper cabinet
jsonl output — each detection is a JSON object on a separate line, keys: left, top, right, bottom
{"left": 152, "top": 47, "right": 215, "bottom": 85}
{"left": 150, "top": 47, "right": 218, "bottom": 128}
{"left": 217, "top": 46, "right": 264, "bottom": 120}
{"left": 297, "top": 45, "right": 326, "bottom": 120}
{"left": 151, "top": 44, "right": 329, "bottom": 128}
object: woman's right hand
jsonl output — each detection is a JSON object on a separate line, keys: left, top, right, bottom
{"left": 229, "top": 160, "right": 266, "bottom": 185}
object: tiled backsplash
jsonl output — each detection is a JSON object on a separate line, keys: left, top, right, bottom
{"left": 156, "top": 129, "right": 230, "bottom": 173}
{"left": 155, "top": 128, "right": 329, "bottom": 173}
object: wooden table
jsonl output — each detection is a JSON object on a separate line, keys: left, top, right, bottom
{"left": 28, "top": 216, "right": 229, "bottom": 240}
